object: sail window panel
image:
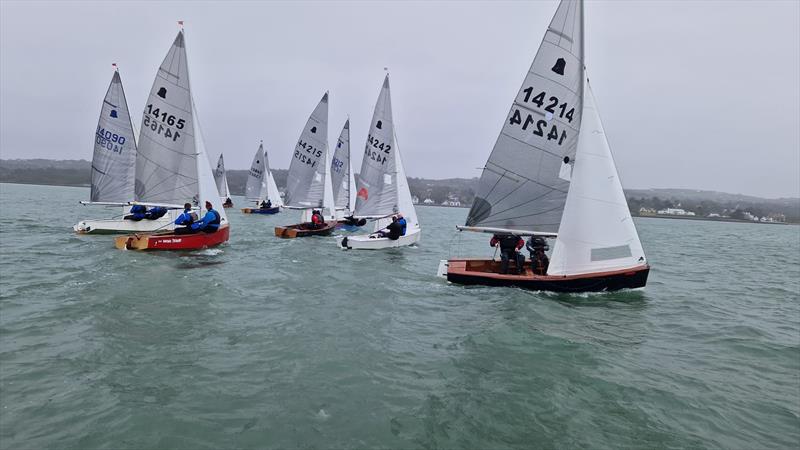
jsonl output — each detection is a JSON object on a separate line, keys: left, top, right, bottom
{"left": 590, "top": 245, "right": 632, "bottom": 262}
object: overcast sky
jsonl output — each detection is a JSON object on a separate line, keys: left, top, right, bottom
{"left": 1, "top": 0, "right": 798, "bottom": 198}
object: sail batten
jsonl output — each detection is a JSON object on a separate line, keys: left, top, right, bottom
{"left": 465, "top": 0, "right": 584, "bottom": 234}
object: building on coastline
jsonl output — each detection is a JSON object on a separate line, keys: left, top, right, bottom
{"left": 657, "top": 208, "right": 696, "bottom": 216}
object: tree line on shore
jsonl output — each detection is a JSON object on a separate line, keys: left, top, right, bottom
{"left": 2, "top": 159, "right": 797, "bottom": 222}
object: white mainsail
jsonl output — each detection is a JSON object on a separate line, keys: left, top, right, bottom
{"left": 354, "top": 75, "right": 419, "bottom": 232}
{"left": 245, "top": 143, "right": 268, "bottom": 203}
{"left": 135, "top": 30, "right": 227, "bottom": 223}
{"left": 284, "top": 92, "right": 333, "bottom": 216}
{"left": 548, "top": 78, "right": 646, "bottom": 275}
{"left": 264, "top": 144, "right": 283, "bottom": 207}
{"left": 331, "top": 119, "right": 354, "bottom": 214}
{"left": 465, "top": 0, "right": 584, "bottom": 234}
{"left": 214, "top": 153, "right": 230, "bottom": 200}
{"left": 90, "top": 69, "right": 137, "bottom": 202}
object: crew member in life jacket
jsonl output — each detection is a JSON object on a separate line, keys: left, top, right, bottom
{"left": 190, "top": 201, "right": 222, "bottom": 233}
{"left": 526, "top": 236, "right": 550, "bottom": 275}
{"left": 124, "top": 204, "right": 147, "bottom": 221}
{"left": 174, "top": 203, "right": 198, "bottom": 235}
{"left": 376, "top": 215, "right": 403, "bottom": 240}
{"left": 260, "top": 199, "right": 272, "bottom": 210}
{"left": 490, "top": 233, "right": 525, "bottom": 275}
{"left": 341, "top": 216, "right": 367, "bottom": 227}
{"left": 223, "top": 197, "right": 234, "bottom": 208}
{"left": 396, "top": 214, "right": 407, "bottom": 236}
{"left": 308, "top": 209, "right": 324, "bottom": 229}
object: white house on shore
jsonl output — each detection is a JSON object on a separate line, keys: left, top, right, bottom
{"left": 657, "top": 208, "right": 695, "bottom": 216}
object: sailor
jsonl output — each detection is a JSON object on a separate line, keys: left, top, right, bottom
{"left": 260, "top": 199, "right": 272, "bottom": 209}
{"left": 124, "top": 204, "right": 147, "bottom": 221}
{"left": 526, "top": 236, "right": 550, "bottom": 275}
{"left": 174, "top": 203, "right": 198, "bottom": 235}
{"left": 376, "top": 216, "right": 403, "bottom": 240}
{"left": 190, "top": 201, "right": 221, "bottom": 233}
{"left": 396, "top": 214, "right": 407, "bottom": 236}
{"left": 144, "top": 206, "right": 167, "bottom": 220}
{"left": 309, "top": 209, "right": 324, "bottom": 229}
{"left": 223, "top": 197, "right": 233, "bottom": 207}
{"left": 490, "top": 233, "right": 525, "bottom": 275}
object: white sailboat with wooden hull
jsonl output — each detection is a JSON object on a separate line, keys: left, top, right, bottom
{"left": 439, "top": 0, "right": 648, "bottom": 292}
{"left": 241, "top": 142, "right": 280, "bottom": 214}
{"left": 339, "top": 75, "right": 421, "bottom": 250}
{"left": 74, "top": 67, "right": 179, "bottom": 234}
{"left": 274, "top": 93, "right": 337, "bottom": 238}
{"left": 114, "top": 28, "right": 229, "bottom": 251}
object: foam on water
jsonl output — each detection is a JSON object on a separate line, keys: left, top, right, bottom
{"left": 1, "top": 183, "right": 799, "bottom": 449}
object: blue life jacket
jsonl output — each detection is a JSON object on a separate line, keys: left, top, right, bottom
{"left": 175, "top": 209, "right": 193, "bottom": 226}
{"left": 398, "top": 217, "right": 407, "bottom": 236}
{"left": 191, "top": 209, "right": 221, "bottom": 231}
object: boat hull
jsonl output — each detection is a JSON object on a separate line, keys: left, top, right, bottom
{"left": 114, "top": 225, "right": 230, "bottom": 251}
{"left": 274, "top": 221, "right": 337, "bottom": 238}
{"left": 441, "top": 259, "right": 649, "bottom": 293}
{"left": 242, "top": 207, "right": 280, "bottom": 215}
{"left": 339, "top": 228, "right": 421, "bottom": 250}
{"left": 74, "top": 216, "right": 176, "bottom": 235}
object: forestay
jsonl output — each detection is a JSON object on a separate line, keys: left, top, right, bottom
{"left": 331, "top": 119, "right": 353, "bottom": 212}
{"left": 135, "top": 31, "right": 198, "bottom": 206}
{"left": 548, "top": 79, "right": 645, "bottom": 275}
{"left": 465, "top": 0, "right": 584, "bottom": 234}
{"left": 214, "top": 154, "right": 230, "bottom": 199}
{"left": 284, "top": 93, "right": 329, "bottom": 209}
{"left": 354, "top": 76, "right": 399, "bottom": 218}
{"left": 245, "top": 143, "right": 268, "bottom": 202}
{"left": 90, "top": 70, "right": 137, "bottom": 202}
{"left": 264, "top": 145, "right": 283, "bottom": 207}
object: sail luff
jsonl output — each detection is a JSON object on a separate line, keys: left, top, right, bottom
{"left": 464, "top": 0, "right": 584, "bottom": 233}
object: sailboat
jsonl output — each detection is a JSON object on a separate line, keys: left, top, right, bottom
{"left": 274, "top": 92, "right": 338, "bottom": 238}
{"left": 438, "top": 0, "right": 649, "bottom": 292}
{"left": 114, "top": 28, "right": 230, "bottom": 251}
{"left": 74, "top": 67, "right": 177, "bottom": 234}
{"left": 330, "top": 119, "right": 364, "bottom": 230}
{"left": 214, "top": 154, "right": 233, "bottom": 208}
{"left": 242, "top": 142, "right": 280, "bottom": 214}
{"left": 339, "top": 75, "right": 421, "bottom": 250}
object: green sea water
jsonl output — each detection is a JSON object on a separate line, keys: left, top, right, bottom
{"left": 1, "top": 182, "right": 798, "bottom": 449}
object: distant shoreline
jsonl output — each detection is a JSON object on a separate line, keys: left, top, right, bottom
{"left": 633, "top": 213, "right": 794, "bottom": 226}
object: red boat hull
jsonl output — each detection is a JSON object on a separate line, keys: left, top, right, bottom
{"left": 115, "top": 225, "right": 230, "bottom": 251}
{"left": 446, "top": 259, "right": 649, "bottom": 293}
